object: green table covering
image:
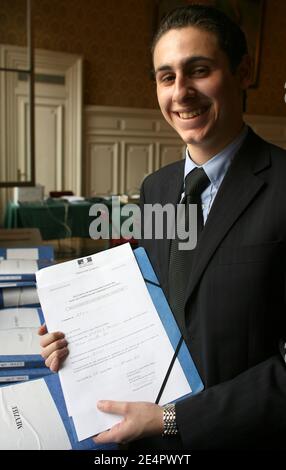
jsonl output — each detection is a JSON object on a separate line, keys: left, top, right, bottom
{"left": 4, "top": 198, "right": 110, "bottom": 240}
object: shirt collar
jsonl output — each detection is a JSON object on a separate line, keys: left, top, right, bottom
{"left": 184, "top": 125, "right": 249, "bottom": 189}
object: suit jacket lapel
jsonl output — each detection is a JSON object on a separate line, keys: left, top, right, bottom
{"left": 184, "top": 129, "right": 271, "bottom": 305}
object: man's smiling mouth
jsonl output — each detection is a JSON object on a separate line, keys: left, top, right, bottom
{"left": 176, "top": 105, "right": 210, "bottom": 119}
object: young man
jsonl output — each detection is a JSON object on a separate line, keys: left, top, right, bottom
{"left": 39, "top": 5, "right": 286, "bottom": 449}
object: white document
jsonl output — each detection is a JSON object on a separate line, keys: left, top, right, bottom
{"left": 0, "top": 328, "right": 41, "bottom": 355}
{"left": 0, "top": 308, "right": 41, "bottom": 329}
{"left": 0, "top": 379, "right": 71, "bottom": 449}
{"left": 3, "top": 287, "right": 39, "bottom": 307}
{"left": 6, "top": 248, "right": 39, "bottom": 260}
{"left": 0, "top": 259, "right": 38, "bottom": 274}
{"left": 36, "top": 243, "right": 191, "bottom": 441}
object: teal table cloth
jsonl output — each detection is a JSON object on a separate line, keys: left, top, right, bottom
{"left": 4, "top": 198, "right": 137, "bottom": 242}
{"left": 4, "top": 199, "right": 107, "bottom": 240}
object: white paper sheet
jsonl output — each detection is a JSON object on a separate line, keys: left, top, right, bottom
{"left": 0, "top": 379, "right": 71, "bottom": 449}
{"left": 36, "top": 244, "right": 191, "bottom": 440}
{"left": 0, "top": 308, "right": 41, "bottom": 329}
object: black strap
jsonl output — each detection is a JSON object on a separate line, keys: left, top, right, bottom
{"left": 155, "top": 335, "right": 184, "bottom": 404}
{"left": 143, "top": 279, "right": 184, "bottom": 404}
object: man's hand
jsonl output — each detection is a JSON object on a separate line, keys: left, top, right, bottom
{"left": 38, "top": 324, "right": 69, "bottom": 372}
{"left": 93, "top": 400, "right": 164, "bottom": 444}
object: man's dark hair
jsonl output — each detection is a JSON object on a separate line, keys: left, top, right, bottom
{"left": 152, "top": 4, "right": 248, "bottom": 73}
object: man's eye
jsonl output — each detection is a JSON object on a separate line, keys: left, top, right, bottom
{"left": 160, "top": 75, "right": 175, "bottom": 84}
{"left": 192, "top": 67, "right": 209, "bottom": 76}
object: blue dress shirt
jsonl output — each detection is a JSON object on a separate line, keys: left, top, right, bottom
{"left": 183, "top": 126, "right": 249, "bottom": 224}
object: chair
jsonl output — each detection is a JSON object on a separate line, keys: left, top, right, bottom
{"left": 49, "top": 191, "right": 74, "bottom": 198}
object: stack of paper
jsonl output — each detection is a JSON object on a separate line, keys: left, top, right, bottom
{"left": 0, "top": 246, "right": 54, "bottom": 385}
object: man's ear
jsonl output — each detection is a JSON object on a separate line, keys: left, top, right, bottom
{"left": 236, "top": 54, "right": 253, "bottom": 89}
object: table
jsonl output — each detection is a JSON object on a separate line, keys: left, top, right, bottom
{"left": 0, "top": 228, "right": 42, "bottom": 247}
{"left": 4, "top": 198, "right": 108, "bottom": 240}
{"left": 4, "top": 198, "right": 139, "bottom": 244}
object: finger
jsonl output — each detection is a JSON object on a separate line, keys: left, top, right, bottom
{"left": 97, "top": 400, "right": 128, "bottom": 416}
{"left": 93, "top": 421, "right": 125, "bottom": 444}
{"left": 38, "top": 323, "right": 47, "bottom": 336}
{"left": 45, "top": 347, "right": 69, "bottom": 372}
{"left": 41, "top": 337, "right": 68, "bottom": 359}
{"left": 39, "top": 331, "right": 65, "bottom": 348}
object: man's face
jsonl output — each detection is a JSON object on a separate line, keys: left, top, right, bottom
{"left": 153, "top": 26, "right": 250, "bottom": 159}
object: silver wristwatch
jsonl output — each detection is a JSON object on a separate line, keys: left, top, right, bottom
{"left": 162, "top": 403, "right": 178, "bottom": 436}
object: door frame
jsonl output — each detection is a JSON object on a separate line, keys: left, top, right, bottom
{"left": 0, "top": 45, "right": 83, "bottom": 195}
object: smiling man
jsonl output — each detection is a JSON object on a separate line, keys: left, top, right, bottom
{"left": 39, "top": 5, "right": 286, "bottom": 450}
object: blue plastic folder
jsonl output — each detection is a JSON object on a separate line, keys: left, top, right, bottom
{"left": 0, "top": 366, "right": 51, "bottom": 385}
{"left": 0, "top": 259, "right": 52, "bottom": 282}
{"left": 0, "top": 246, "right": 54, "bottom": 261}
{"left": 134, "top": 247, "right": 204, "bottom": 399}
{"left": 0, "top": 353, "right": 45, "bottom": 369}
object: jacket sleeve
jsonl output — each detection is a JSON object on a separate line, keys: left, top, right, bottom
{"left": 176, "top": 353, "right": 286, "bottom": 449}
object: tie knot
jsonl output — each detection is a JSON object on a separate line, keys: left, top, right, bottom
{"left": 184, "top": 167, "right": 209, "bottom": 200}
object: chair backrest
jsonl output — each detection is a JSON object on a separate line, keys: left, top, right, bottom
{"left": 49, "top": 191, "right": 74, "bottom": 198}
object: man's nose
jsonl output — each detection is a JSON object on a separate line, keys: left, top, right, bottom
{"left": 173, "top": 76, "right": 196, "bottom": 103}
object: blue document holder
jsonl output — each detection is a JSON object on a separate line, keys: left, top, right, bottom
{"left": 0, "top": 259, "right": 52, "bottom": 282}
{"left": 134, "top": 247, "right": 204, "bottom": 400}
{"left": 0, "top": 246, "right": 54, "bottom": 261}
{"left": 0, "top": 366, "right": 51, "bottom": 385}
{"left": 0, "top": 354, "right": 45, "bottom": 369}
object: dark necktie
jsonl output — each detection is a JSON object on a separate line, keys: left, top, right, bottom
{"left": 168, "top": 167, "right": 210, "bottom": 332}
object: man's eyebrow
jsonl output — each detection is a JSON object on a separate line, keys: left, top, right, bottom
{"left": 154, "top": 56, "right": 214, "bottom": 75}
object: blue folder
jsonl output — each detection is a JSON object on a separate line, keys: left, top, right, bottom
{"left": 0, "top": 354, "right": 45, "bottom": 369}
{"left": 0, "top": 259, "right": 52, "bottom": 282}
{"left": 0, "top": 366, "right": 51, "bottom": 385}
{"left": 0, "top": 246, "right": 54, "bottom": 261}
{"left": 134, "top": 247, "right": 204, "bottom": 400}
{"left": 0, "top": 281, "right": 40, "bottom": 308}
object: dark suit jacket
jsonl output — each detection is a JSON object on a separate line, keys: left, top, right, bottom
{"left": 137, "top": 128, "right": 286, "bottom": 450}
